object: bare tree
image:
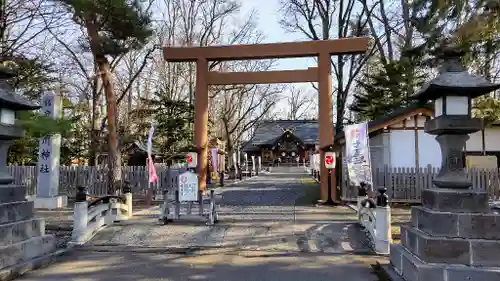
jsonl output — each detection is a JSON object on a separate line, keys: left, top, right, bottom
{"left": 281, "top": 86, "right": 316, "bottom": 120}
{"left": 279, "top": 0, "right": 375, "bottom": 131}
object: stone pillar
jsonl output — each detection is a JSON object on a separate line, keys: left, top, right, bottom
{"left": 244, "top": 153, "right": 248, "bottom": 171}
{"left": 232, "top": 152, "right": 238, "bottom": 178}
{"left": 34, "top": 92, "right": 67, "bottom": 209}
{"left": 318, "top": 52, "right": 335, "bottom": 202}
{"left": 195, "top": 58, "right": 208, "bottom": 191}
{"left": 251, "top": 155, "right": 255, "bottom": 175}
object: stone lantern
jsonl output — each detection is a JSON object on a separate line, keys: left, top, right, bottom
{"left": 412, "top": 45, "right": 500, "bottom": 190}
{"left": 0, "top": 66, "right": 57, "bottom": 278}
{"left": 0, "top": 67, "right": 40, "bottom": 183}
{"left": 383, "top": 45, "right": 500, "bottom": 281}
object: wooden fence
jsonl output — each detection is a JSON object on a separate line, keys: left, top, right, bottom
{"left": 340, "top": 165, "right": 500, "bottom": 203}
{"left": 9, "top": 164, "right": 187, "bottom": 198}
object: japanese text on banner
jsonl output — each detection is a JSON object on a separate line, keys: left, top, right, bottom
{"left": 344, "top": 122, "right": 373, "bottom": 189}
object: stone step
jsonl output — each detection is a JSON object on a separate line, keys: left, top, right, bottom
{"left": 0, "top": 201, "right": 34, "bottom": 225}
{"left": 421, "top": 188, "right": 489, "bottom": 213}
{"left": 0, "top": 218, "right": 45, "bottom": 247}
{"left": 389, "top": 244, "right": 500, "bottom": 281}
{"left": 0, "top": 185, "right": 27, "bottom": 204}
{"left": 0, "top": 234, "right": 56, "bottom": 270}
{"left": 412, "top": 206, "right": 500, "bottom": 239}
{"left": 400, "top": 224, "right": 500, "bottom": 267}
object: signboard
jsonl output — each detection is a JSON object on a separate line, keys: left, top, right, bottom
{"left": 324, "top": 152, "right": 336, "bottom": 169}
{"left": 178, "top": 171, "right": 199, "bottom": 201}
{"left": 186, "top": 152, "right": 197, "bottom": 168}
{"left": 466, "top": 155, "right": 498, "bottom": 169}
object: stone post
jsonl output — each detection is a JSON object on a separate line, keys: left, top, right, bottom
{"left": 232, "top": 152, "right": 238, "bottom": 179}
{"left": 34, "top": 92, "right": 67, "bottom": 209}
{"left": 71, "top": 186, "right": 88, "bottom": 244}
{"left": 244, "top": 153, "right": 248, "bottom": 171}
{"left": 374, "top": 188, "right": 390, "bottom": 255}
{"left": 251, "top": 155, "right": 255, "bottom": 176}
{"left": 357, "top": 185, "right": 368, "bottom": 221}
{"left": 122, "top": 181, "right": 133, "bottom": 217}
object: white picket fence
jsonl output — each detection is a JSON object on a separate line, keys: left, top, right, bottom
{"left": 69, "top": 192, "right": 133, "bottom": 246}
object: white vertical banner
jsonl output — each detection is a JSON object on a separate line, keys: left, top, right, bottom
{"left": 233, "top": 152, "right": 238, "bottom": 174}
{"left": 244, "top": 153, "right": 248, "bottom": 170}
{"left": 344, "top": 122, "right": 372, "bottom": 188}
{"left": 211, "top": 148, "right": 218, "bottom": 174}
{"left": 147, "top": 124, "right": 158, "bottom": 183}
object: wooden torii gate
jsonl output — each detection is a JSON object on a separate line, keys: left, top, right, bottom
{"left": 163, "top": 37, "right": 369, "bottom": 202}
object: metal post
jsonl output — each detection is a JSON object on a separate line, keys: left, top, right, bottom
{"left": 325, "top": 169, "right": 334, "bottom": 205}
{"left": 198, "top": 189, "right": 204, "bottom": 216}
{"left": 220, "top": 171, "right": 224, "bottom": 187}
{"left": 174, "top": 190, "right": 180, "bottom": 219}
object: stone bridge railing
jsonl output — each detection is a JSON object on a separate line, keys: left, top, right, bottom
{"left": 357, "top": 187, "right": 391, "bottom": 255}
{"left": 69, "top": 184, "right": 133, "bottom": 246}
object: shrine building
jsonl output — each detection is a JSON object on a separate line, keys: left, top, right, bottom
{"left": 242, "top": 120, "right": 322, "bottom": 165}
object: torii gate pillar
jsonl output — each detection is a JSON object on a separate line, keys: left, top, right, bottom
{"left": 318, "top": 52, "right": 335, "bottom": 201}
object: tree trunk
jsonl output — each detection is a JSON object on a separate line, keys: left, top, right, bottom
{"left": 85, "top": 22, "right": 122, "bottom": 194}
{"left": 89, "top": 64, "right": 101, "bottom": 166}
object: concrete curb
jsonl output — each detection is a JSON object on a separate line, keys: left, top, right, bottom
{"left": 0, "top": 246, "right": 75, "bottom": 281}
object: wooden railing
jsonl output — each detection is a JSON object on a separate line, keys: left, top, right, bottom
{"left": 8, "top": 165, "right": 187, "bottom": 197}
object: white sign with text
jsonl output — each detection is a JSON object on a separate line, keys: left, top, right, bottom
{"left": 178, "top": 171, "right": 199, "bottom": 201}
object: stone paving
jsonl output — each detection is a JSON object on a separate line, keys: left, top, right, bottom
{"left": 17, "top": 171, "right": 383, "bottom": 281}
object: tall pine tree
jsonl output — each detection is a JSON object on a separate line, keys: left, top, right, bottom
{"left": 59, "top": 0, "right": 152, "bottom": 193}
{"left": 350, "top": 59, "right": 426, "bottom": 121}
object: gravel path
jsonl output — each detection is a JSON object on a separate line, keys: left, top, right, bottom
{"left": 20, "top": 172, "right": 380, "bottom": 281}
{"left": 82, "top": 173, "right": 371, "bottom": 253}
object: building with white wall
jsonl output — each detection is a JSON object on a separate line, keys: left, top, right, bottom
{"left": 335, "top": 103, "right": 500, "bottom": 170}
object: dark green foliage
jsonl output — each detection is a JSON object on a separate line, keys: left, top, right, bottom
{"left": 132, "top": 92, "right": 194, "bottom": 157}
{"left": 407, "top": 0, "right": 500, "bottom": 67}
{"left": 8, "top": 111, "right": 74, "bottom": 165}
{"left": 4, "top": 58, "right": 57, "bottom": 99}
{"left": 350, "top": 59, "right": 427, "bottom": 122}
{"left": 59, "top": 0, "right": 153, "bottom": 56}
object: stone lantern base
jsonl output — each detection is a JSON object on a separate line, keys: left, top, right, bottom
{"left": 383, "top": 188, "right": 500, "bottom": 281}
{"left": 0, "top": 184, "right": 57, "bottom": 276}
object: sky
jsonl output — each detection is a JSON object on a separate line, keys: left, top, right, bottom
{"left": 240, "top": 0, "right": 317, "bottom": 71}
{"left": 239, "top": 0, "right": 318, "bottom": 117}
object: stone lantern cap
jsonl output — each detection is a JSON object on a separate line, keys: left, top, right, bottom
{"left": 0, "top": 66, "right": 40, "bottom": 111}
{"left": 411, "top": 44, "right": 500, "bottom": 101}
